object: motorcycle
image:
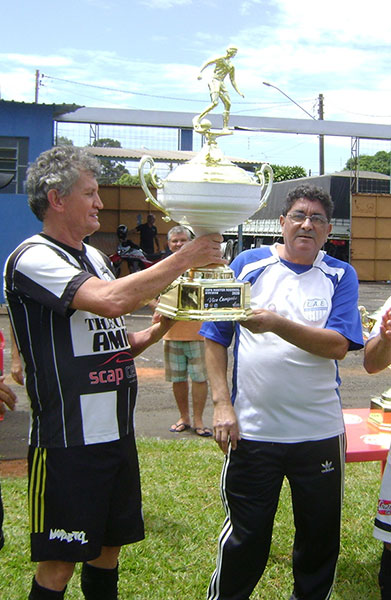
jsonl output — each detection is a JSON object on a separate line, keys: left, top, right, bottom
{"left": 109, "top": 224, "right": 165, "bottom": 277}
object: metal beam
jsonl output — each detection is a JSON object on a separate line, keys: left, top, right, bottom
{"left": 56, "top": 107, "right": 391, "bottom": 141}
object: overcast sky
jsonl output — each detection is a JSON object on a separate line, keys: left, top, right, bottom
{"left": 2, "top": 0, "right": 391, "bottom": 175}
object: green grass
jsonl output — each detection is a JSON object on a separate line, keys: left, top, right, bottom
{"left": 0, "top": 439, "right": 383, "bottom": 599}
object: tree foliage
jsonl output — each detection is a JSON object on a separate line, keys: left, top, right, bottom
{"left": 117, "top": 172, "right": 153, "bottom": 186}
{"left": 345, "top": 150, "right": 391, "bottom": 176}
{"left": 55, "top": 136, "right": 74, "bottom": 146}
{"left": 254, "top": 163, "right": 307, "bottom": 183}
{"left": 269, "top": 164, "right": 307, "bottom": 182}
{"left": 91, "top": 138, "right": 129, "bottom": 184}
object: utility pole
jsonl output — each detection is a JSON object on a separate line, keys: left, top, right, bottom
{"left": 263, "top": 82, "right": 326, "bottom": 175}
{"left": 35, "top": 70, "right": 40, "bottom": 103}
{"left": 318, "top": 93, "right": 325, "bottom": 175}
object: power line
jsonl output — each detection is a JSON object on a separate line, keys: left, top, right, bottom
{"left": 42, "top": 74, "right": 205, "bottom": 103}
{"left": 41, "top": 73, "right": 313, "bottom": 108}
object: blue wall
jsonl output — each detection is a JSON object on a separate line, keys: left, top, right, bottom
{"left": 0, "top": 101, "right": 55, "bottom": 303}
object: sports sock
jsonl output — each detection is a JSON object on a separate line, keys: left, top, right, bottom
{"left": 28, "top": 577, "right": 66, "bottom": 599}
{"left": 379, "top": 546, "right": 391, "bottom": 599}
{"left": 81, "top": 562, "right": 119, "bottom": 600}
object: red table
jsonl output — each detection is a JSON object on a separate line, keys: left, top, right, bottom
{"left": 343, "top": 408, "right": 391, "bottom": 473}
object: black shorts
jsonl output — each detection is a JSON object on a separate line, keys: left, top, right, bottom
{"left": 28, "top": 435, "right": 144, "bottom": 562}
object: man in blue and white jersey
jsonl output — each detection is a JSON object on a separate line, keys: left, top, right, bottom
{"left": 364, "top": 301, "right": 391, "bottom": 599}
{"left": 201, "top": 185, "right": 363, "bottom": 600}
{"left": 3, "top": 145, "right": 225, "bottom": 600}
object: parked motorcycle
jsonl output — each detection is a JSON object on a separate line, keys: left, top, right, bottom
{"left": 109, "top": 224, "right": 165, "bottom": 277}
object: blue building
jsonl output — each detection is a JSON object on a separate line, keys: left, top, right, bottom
{"left": 0, "top": 100, "right": 61, "bottom": 303}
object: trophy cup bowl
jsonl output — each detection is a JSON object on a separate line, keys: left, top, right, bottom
{"left": 138, "top": 140, "right": 273, "bottom": 321}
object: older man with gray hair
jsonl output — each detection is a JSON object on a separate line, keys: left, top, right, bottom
{"left": 4, "top": 146, "right": 224, "bottom": 600}
{"left": 163, "top": 225, "right": 212, "bottom": 437}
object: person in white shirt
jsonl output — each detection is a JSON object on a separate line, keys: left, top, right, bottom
{"left": 201, "top": 184, "right": 363, "bottom": 600}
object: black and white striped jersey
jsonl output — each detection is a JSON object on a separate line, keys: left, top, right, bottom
{"left": 4, "top": 234, "right": 137, "bottom": 448}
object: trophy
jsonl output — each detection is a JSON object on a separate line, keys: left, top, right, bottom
{"left": 138, "top": 46, "right": 273, "bottom": 321}
{"left": 359, "top": 305, "right": 391, "bottom": 430}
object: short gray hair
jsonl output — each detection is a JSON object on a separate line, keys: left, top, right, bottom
{"left": 26, "top": 145, "right": 101, "bottom": 221}
{"left": 167, "top": 225, "right": 192, "bottom": 240}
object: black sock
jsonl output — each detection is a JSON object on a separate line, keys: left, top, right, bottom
{"left": 379, "top": 546, "right": 391, "bottom": 599}
{"left": 81, "top": 562, "right": 118, "bottom": 600}
{"left": 28, "top": 577, "right": 66, "bottom": 599}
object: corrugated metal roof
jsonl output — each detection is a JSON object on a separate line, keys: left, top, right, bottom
{"left": 85, "top": 145, "right": 260, "bottom": 166}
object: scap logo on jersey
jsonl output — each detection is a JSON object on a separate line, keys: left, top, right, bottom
{"left": 303, "top": 298, "right": 329, "bottom": 322}
{"left": 89, "top": 351, "right": 137, "bottom": 387}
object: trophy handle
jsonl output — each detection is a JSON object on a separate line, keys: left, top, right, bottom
{"left": 255, "top": 163, "right": 274, "bottom": 210}
{"left": 138, "top": 155, "right": 171, "bottom": 218}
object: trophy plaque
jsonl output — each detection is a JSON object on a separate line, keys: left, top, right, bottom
{"left": 138, "top": 46, "right": 274, "bottom": 321}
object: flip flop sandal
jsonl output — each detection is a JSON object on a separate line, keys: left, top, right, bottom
{"left": 169, "top": 422, "right": 191, "bottom": 433}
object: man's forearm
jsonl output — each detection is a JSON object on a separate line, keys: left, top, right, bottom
{"left": 72, "top": 234, "right": 225, "bottom": 318}
{"left": 272, "top": 319, "right": 349, "bottom": 360}
{"left": 364, "top": 336, "right": 391, "bottom": 373}
{"left": 242, "top": 310, "right": 349, "bottom": 360}
{"left": 205, "top": 339, "right": 230, "bottom": 404}
{"left": 128, "top": 318, "right": 172, "bottom": 357}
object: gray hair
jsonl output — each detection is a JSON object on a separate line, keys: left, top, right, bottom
{"left": 167, "top": 225, "right": 192, "bottom": 240}
{"left": 26, "top": 146, "right": 101, "bottom": 221}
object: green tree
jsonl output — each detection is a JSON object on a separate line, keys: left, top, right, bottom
{"left": 270, "top": 164, "right": 307, "bottom": 182}
{"left": 345, "top": 150, "right": 391, "bottom": 176}
{"left": 55, "top": 136, "right": 74, "bottom": 146}
{"left": 91, "top": 138, "right": 129, "bottom": 184}
{"left": 254, "top": 164, "right": 307, "bottom": 183}
{"left": 116, "top": 172, "right": 153, "bottom": 186}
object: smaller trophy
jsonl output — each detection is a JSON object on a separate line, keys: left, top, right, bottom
{"left": 360, "top": 305, "right": 391, "bottom": 430}
{"left": 139, "top": 47, "right": 273, "bottom": 321}
{"left": 368, "top": 389, "right": 391, "bottom": 431}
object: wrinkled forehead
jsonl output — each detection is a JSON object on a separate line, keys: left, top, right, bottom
{"left": 289, "top": 197, "right": 327, "bottom": 216}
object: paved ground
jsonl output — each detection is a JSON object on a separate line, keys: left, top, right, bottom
{"left": 2, "top": 281, "right": 391, "bottom": 464}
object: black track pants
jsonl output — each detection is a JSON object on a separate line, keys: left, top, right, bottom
{"left": 207, "top": 435, "right": 345, "bottom": 600}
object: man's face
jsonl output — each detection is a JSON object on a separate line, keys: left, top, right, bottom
{"left": 62, "top": 171, "right": 103, "bottom": 238}
{"left": 168, "top": 232, "right": 189, "bottom": 253}
{"left": 279, "top": 198, "right": 332, "bottom": 264}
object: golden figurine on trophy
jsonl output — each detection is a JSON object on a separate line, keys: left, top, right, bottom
{"left": 139, "top": 46, "right": 273, "bottom": 321}
{"left": 193, "top": 45, "right": 244, "bottom": 134}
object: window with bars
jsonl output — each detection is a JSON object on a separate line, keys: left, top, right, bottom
{"left": 0, "top": 137, "right": 29, "bottom": 194}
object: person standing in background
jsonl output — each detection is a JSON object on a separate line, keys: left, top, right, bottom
{"left": 135, "top": 214, "right": 160, "bottom": 255}
{"left": 163, "top": 226, "right": 212, "bottom": 437}
{"left": 364, "top": 301, "right": 391, "bottom": 599}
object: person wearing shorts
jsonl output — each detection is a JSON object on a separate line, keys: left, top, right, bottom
{"left": 163, "top": 226, "right": 212, "bottom": 437}
{"left": 364, "top": 297, "right": 391, "bottom": 599}
{"left": 3, "top": 146, "right": 224, "bottom": 599}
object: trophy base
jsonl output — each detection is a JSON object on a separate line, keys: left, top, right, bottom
{"left": 368, "top": 392, "right": 391, "bottom": 431}
{"left": 156, "top": 265, "right": 252, "bottom": 321}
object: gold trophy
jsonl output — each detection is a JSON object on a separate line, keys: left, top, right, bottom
{"left": 360, "top": 305, "right": 391, "bottom": 430}
{"left": 138, "top": 47, "right": 273, "bottom": 321}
